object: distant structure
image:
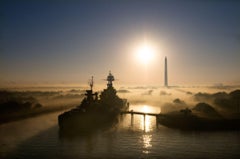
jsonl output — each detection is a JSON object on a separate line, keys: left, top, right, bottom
{"left": 164, "top": 56, "right": 168, "bottom": 87}
{"left": 89, "top": 76, "right": 94, "bottom": 91}
{"left": 106, "top": 71, "right": 115, "bottom": 88}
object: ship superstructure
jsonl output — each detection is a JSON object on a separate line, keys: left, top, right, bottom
{"left": 58, "top": 72, "right": 128, "bottom": 134}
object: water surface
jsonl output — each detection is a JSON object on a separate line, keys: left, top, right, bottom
{"left": 1, "top": 105, "right": 239, "bottom": 159}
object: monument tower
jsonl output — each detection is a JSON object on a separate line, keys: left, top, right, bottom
{"left": 164, "top": 56, "right": 168, "bottom": 87}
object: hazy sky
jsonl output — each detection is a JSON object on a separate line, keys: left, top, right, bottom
{"left": 1, "top": 0, "right": 240, "bottom": 86}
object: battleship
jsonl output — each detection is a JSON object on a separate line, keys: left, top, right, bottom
{"left": 58, "top": 72, "right": 129, "bottom": 134}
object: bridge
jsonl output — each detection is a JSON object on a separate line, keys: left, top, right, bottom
{"left": 120, "top": 110, "right": 160, "bottom": 128}
{"left": 120, "top": 110, "right": 159, "bottom": 117}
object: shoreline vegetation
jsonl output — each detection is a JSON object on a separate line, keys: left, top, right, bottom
{"left": 158, "top": 89, "right": 240, "bottom": 131}
{"left": 158, "top": 112, "right": 240, "bottom": 131}
{"left": 0, "top": 90, "right": 82, "bottom": 124}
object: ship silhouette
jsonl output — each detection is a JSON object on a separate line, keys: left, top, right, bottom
{"left": 58, "top": 72, "right": 129, "bottom": 135}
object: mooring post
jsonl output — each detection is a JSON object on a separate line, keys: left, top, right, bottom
{"left": 143, "top": 114, "right": 146, "bottom": 131}
{"left": 131, "top": 113, "right": 134, "bottom": 126}
{"left": 156, "top": 116, "right": 158, "bottom": 129}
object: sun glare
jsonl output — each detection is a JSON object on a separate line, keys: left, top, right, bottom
{"left": 141, "top": 105, "right": 151, "bottom": 113}
{"left": 136, "top": 43, "right": 156, "bottom": 65}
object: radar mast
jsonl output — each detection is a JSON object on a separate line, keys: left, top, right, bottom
{"left": 89, "top": 76, "right": 94, "bottom": 91}
{"left": 107, "top": 71, "right": 114, "bottom": 88}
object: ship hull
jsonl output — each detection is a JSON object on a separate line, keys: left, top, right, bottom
{"left": 58, "top": 112, "right": 119, "bottom": 135}
{"left": 58, "top": 101, "right": 129, "bottom": 136}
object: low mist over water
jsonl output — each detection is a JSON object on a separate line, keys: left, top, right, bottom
{"left": 1, "top": 86, "right": 240, "bottom": 158}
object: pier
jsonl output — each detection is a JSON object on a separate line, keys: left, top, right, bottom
{"left": 120, "top": 110, "right": 159, "bottom": 128}
{"left": 121, "top": 110, "right": 159, "bottom": 117}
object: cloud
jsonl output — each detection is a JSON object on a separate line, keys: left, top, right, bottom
{"left": 141, "top": 90, "right": 153, "bottom": 95}
{"left": 160, "top": 90, "right": 171, "bottom": 96}
{"left": 117, "top": 89, "right": 130, "bottom": 93}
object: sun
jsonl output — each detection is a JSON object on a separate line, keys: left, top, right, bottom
{"left": 135, "top": 43, "right": 156, "bottom": 65}
{"left": 141, "top": 105, "right": 151, "bottom": 113}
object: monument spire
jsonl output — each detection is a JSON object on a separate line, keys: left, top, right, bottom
{"left": 164, "top": 56, "right": 168, "bottom": 87}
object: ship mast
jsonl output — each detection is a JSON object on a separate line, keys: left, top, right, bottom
{"left": 89, "top": 76, "right": 94, "bottom": 91}
{"left": 107, "top": 71, "right": 115, "bottom": 88}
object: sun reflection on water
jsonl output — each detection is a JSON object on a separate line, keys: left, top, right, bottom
{"left": 138, "top": 105, "right": 156, "bottom": 132}
{"left": 124, "top": 104, "right": 159, "bottom": 134}
{"left": 140, "top": 115, "right": 153, "bottom": 132}
{"left": 128, "top": 105, "right": 156, "bottom": 154}
{"left": 142, "top": 134, "right": 152, "bottom": 154}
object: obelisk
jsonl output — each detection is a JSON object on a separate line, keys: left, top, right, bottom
{"left": 164, "top": 56, "right": 168, "bottom": 87}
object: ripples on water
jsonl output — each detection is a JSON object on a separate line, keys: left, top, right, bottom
{"left": 1, "top": 105, "right": 240, "bottom": 159}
